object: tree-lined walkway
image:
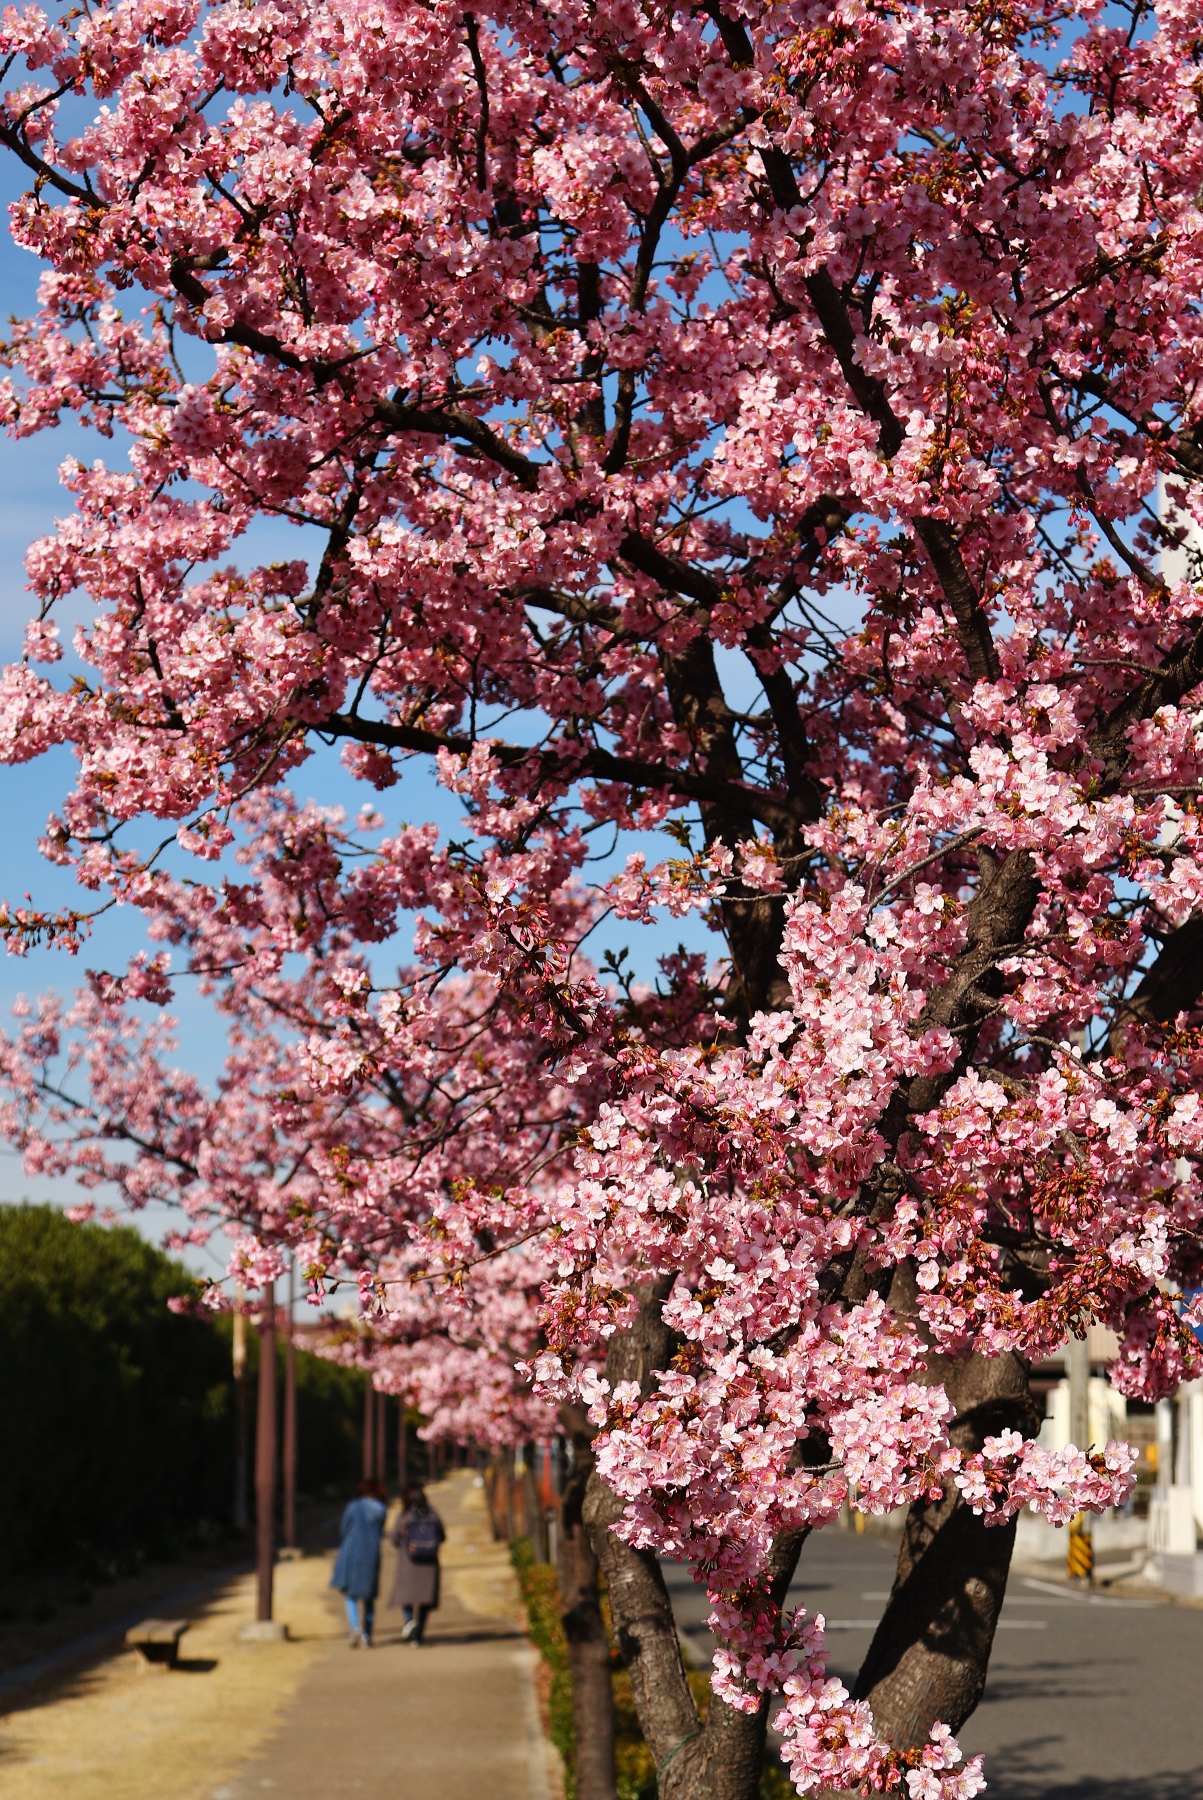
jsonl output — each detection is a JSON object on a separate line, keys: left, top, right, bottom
{"left": 212, "top": 1472, "right": 552, "bottom": 1800}
{"left": 0, "top": 1473, "right": 552, "bottom": 1800}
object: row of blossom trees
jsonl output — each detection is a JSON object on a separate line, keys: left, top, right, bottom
{"left": 2, "top": 0, "right": 1203, "bottom": 1794}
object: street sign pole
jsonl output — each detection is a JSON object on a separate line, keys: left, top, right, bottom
{"left": 232, "top": 1284, "right": 249, "bottom": 1531}
{"left": 1067, "top": 1334, "right": 1093, "bottom": 1582}
{"left": 362, "top": 1373, "right": 374, "bottom": 1481}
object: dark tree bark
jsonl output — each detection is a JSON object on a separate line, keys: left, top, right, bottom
{"left": 851, "top": 1267, "right": 1038, "bottom": 1748}
{"left": 583, "top": 1281, "right": 698, "bottom": 1775}
{"left": 582, "top": 1281, "right": 808, "bottom": 1800}
{"left": 558, "top": 1405, "right": 619, "bottom": 1800}
{"left": 1109, "top": 913, "right": 1203, "bottom": 1058}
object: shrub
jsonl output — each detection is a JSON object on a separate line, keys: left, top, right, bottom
{"left": 0, "top": 1203, "right": 370, "bottom": 1574}
{"left": 0, "top": 1204, "right": 232, "bottom": 1573}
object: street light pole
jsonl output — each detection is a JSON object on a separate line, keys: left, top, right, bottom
{"left": 255, "top": 1282, "right": 277, "bottom": 1621}
{"left": 282, "top": 1259, "right": 298, "bottom": 1552}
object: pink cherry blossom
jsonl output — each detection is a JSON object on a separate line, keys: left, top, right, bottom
{"left": 0, "top": 0, "right": 1201, "bottom": 1790}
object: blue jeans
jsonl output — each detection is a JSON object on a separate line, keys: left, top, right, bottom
{"left": 344, "top": 1595, "right": 375, "bottom": 1640}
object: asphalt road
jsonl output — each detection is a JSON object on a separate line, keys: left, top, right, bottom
{"left": 663, "top": 1531, "right": 1203, "bottom": 1798}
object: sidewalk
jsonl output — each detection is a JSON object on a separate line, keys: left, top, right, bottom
{"left": 0, "top": 1553, "right": 330, "bottom": 1800}
{"left": 0, "top": 1472, "right": 555, "bottom": 1800}
{"left": 212, "top": 1472, "right": 554, "bottom": 1800}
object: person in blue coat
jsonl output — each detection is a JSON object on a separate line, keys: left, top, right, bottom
{"left": 330, "top": 1479, "right": 387, "bottom": 1647}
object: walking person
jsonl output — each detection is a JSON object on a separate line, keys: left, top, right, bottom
{"left": 390, "top": 1484, "right": 445, "bottom": 1644}
{"left": 331, "top": 1478, "right": 387, "bottom": 1647}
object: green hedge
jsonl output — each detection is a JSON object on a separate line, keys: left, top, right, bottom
{"left": 228, "top": 1315, "right": 367, "bottom": 1499}
{"left": 512, "top": 1536, "right": 577, "bottom": 1788}
{"left": 0, "top": 1204, "right": 366, "bottom": 1575}
{"left": 0, "top": 1204, "right": 234, "bottom": 1573}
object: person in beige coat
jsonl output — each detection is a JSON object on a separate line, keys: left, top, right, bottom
{"left": 389, "top": 1485, "right": 445, "bottom": 1643}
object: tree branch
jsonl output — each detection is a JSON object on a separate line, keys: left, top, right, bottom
{"left": 317, "top": 709, "right": 798, "bottom": 832}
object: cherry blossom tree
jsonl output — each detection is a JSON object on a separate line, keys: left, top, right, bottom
{"left": 0, "top": 795, "right": 583, "bottom": 1403}
{"left": 2, "top": 0, "right": 1203, "bottom": 1794}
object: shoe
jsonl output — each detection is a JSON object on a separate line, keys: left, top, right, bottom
{"left": 362, "top": 1635, "right": 372, "bottom": 1649}
{"left": 348, "top": 1629, "right": 360, "bottom": 1649}
{"left": 400, "top": 1619, "right": 416, "bottom": 1642}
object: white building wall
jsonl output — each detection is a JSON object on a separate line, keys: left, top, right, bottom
{"left": 1038, "top": 1377, "right": 1127, "bottom": 1454}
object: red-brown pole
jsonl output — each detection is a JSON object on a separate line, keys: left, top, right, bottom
{"left": 233, "top": 1285, "right": 249, "bottom": 1532}
{"left": 254, "top": 1282, "right": 277, "bottom": 1622}
{"left": 282, "top": 1260, "right": 297, "bottom": 1551}
{"left": 375, "top": 1389, "right": 386, "bottom": 1485}
{"left": 362, "top": 1376, "right": 374, "bottom": 1481}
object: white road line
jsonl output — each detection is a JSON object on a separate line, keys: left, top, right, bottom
{"left": 1021, "top": 1575, "right": 1157, "bottom": 1609}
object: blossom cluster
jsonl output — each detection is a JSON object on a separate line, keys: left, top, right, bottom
{"left": 0, "top": 0, "right": 1202, "bottom": 1791}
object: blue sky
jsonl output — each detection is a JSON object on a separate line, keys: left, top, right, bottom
{"left": 0, "top": 150, "right": 727, "bottom": 1293}
{"left": 0, "top": 160, "right": 420, "bottom": 1284}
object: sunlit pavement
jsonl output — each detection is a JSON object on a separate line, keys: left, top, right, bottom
{"left": 664, "top": 1530, "right": 1203, "bottom": 1799}
{"left": 211, "top": 1474, "right": 551, "bottom": 1800}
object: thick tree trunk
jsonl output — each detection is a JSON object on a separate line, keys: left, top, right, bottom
{"left": 558, "top": 1406, "right": 618, "bottom": 1800}
{"left": 851, "top": 1266, "right": 1039, "bottom": 1749}
{"left": 582, "top": 1281, "right": 807, "bottom": 1800}
{"left": 583, "top": 1472, "right": 700, "bottom": 1770}
{"left": 582, "top": 1279, "right": 698, "bottom": 1769}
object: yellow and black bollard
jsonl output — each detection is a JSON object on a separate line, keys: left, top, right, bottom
{"left": 1066, "top": 1509, "right": 1093, "bottom": 1581}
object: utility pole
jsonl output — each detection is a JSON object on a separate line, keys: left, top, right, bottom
{"left": 282, "top": 1259, "right": 298, "bottom": 1552}
{"left": 375, "top": 1389, "right": 387, "bottom": 1485}
{"left": 232, "top": 1285, "right": 249, "bottom": 1531}
{"left": 362, "top": 1375, "right": 375, "bottom": 1481}
{"left": 255, "top": 1282, "right": 277, "bottom": 1620}
{"left": 1067, "top": 1333, "right": 1093, "bottom": 1582}
{"left": 238, "top": 1283, "right": 287, "bottom": 1641}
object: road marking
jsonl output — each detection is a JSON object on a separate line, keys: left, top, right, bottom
{"left": 824, "top": 1620, "right": 880, "bottom": 1628}
{"left": 1020, "top": 1576, "right": 1157, "bottom": 1609}
{"left": 995, "top": 1619, "right": 1047, "bottom": 1629}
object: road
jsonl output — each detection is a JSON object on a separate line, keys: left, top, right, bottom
{"left": 663, "top": 1530, "right": 1203, "bottom": 1798}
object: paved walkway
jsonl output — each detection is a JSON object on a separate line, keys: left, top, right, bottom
{"left": 0, "top": 1472, "right": 553, "bottom": 1800}
{"left": 212, "top": 1473, "right": 554, "bottom": 1800}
